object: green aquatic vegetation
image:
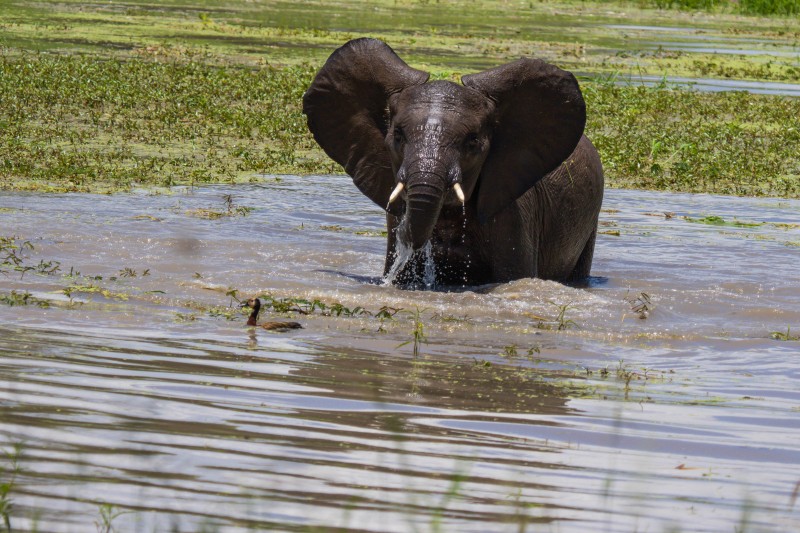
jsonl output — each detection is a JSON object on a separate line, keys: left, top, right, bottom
{"left": 95, "top": 503, "right": 131, "bottom": 533}
{"left": 615, "top": 361, "right": 637, "bottom": 398}
{"left": 627, "top": 292, "right": 655, "bottom": 319}
{"left": 398, "top": 307, "right": 428, "bottom": 357}
{"left": 429, "top": 471, "right": 467, "bottom": 533}
{"left": 118, "top": 267, "right": 149, "bottom": 278}
{"left": 375, "top": 305, "right": 402, "bottom": 332}
{"left": 687, "top": 56, "right": 800, "bottom": 83}
{"left": 185, "top": 194, "right": 255, "bottom": 219}
{"left": 499, "top": 345, "right": 543, "bottom": 360}
{"left": 64, "top": 283, "right": 129, "bottom": 301}
{"left": 207, "top": 306, "right": 240, "bottom": 321}
{"left": 174, "top": 312, "right": 198, "bottom": 322}
{"left": 3, "top": 50, "right": 795, "bottom": 199}
{"left": 770, "top": 326, "right": 799, "bottom": 341}
{"left": 685, "top": 395, "right": 732, "bottom": 405}
{"left": 354, "top": 230, "right": 389, "bottom": 237}
{"left": 501, "top": 345, "right": 519, "bottom": 357}
{"left": 553, "top": 302, "right": 578, "bottom": 331}
{"left": 738, "top": 0, "right": 800, "bottom": 15}
{"left": 2, "top": 0, "right": 797, "bottom": 61}
{"left": 0, "top": 53, "right": 326, "bottom": 193}
{"left": 772, "top": 222, "right": 800, "bottom": 230}
{"left": 683, "top": 215, "right": 765, "bottom": 227}
{"left": 239, "top": 292, "right": 397, "bottom": 320}
{"left": 583, "top": 84, "right": 800, "bottom": 198}
{"left": 257, "top": 294, "right": 363, "bottom": 317}
{"left": 584, "top": 360, "right": 677, "bottom": 402}
{"left": 1, "top": 237, "right": 31, "bottom": 272}
{"left": 375, "top": 306, "right": 403, "bottom": 320}
{"left": 222, "top": 194, "right": 253, "bottom": 216}
{"left": 61, "top": 286, "right": 79, "bottom": 308}
{"left": 321, "top": 225, "right": 387, "bottom": 237}
{"left": 645, "top": 0, "right": 799, "bottom": 15}
{"left": 648, "top": 0, "right": 725, "bottom": 11}
{"left": 0, "top": 0, "right": 798, "bottom": 198}
{"left": 328, "top": 302, "right": 367, "bottom": 317}
{"left": 526, "top": 302, "right": 579, "bottom": 331}
{"left": 0, "top": 235, "right": 61, "bottom": 278}
{"left": 321, "top": 226, "right": 388, "bottom": 237}
{"left": 0, "top": 442, "right": 23, "bottom": 533}
{"left": 0, "top": 290, "right": 51, "bottom": 308}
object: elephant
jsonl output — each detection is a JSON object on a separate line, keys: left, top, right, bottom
{"left": 303, "top": 38, "right": 604, "bottom": 287}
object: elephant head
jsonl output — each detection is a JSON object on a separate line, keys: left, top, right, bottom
{"left": 303, "top": 38, "right": 587, "bottom": 252}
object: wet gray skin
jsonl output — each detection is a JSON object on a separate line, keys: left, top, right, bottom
{"left": 1, "top": 177, "right": 800, "bottom": 532}
{"left": 302, "top": 39, "right": 603, "bottom": 287}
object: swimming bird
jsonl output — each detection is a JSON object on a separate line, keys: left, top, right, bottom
{"left": 241, "top": 298, "right": 303, "bottom": 331}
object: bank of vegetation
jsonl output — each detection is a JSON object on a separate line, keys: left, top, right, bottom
{"left": 0, "top": 0, "right": 798, "bottom": 197}
{"left": 647, "top": 0, "right": 799, "bottom": 15}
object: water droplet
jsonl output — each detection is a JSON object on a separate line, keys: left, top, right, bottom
{"left": 383, "top": 235, "right": 413, "bottom": 286}
{"left": 422, "top": 241, "right": 436, "bottom": 289}
{"left": 462, "top": 204, "right": 469, "bottom": 285}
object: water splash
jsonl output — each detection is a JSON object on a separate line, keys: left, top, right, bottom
{"left": 422, "top": 241, "right": 436, "bottom": 290}
{"left": 382, "top": 233, "right": 437, "bottom": 289}
{"left": 383, "top": 235, "right": 413, "bottom": 286}
{"left": 462, "top": 204, "right": 470, "bottom": 286}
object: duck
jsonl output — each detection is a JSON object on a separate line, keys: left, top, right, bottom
{"left": 241, "top": 297, "right": 303, "bottom": 331}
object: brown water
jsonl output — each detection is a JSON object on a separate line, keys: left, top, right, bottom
{"left": 1, "top": 176, "right": 799, "bottom": 532}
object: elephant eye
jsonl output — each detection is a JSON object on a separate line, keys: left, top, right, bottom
{"left": 465, "top": 134, "right": 481, "bottom": 153}
{"left": 393, "top": 127, "right": 405, "bottom": 146}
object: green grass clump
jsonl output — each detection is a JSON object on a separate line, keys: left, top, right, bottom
{"left": 770, "top": 326, "right": 799, "bottom": 341}
{"left": 683, "top": 215, "right": 764, "bottom": 227}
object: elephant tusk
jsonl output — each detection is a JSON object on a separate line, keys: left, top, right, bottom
{"left": 388, "top": 182, "right": 404, "bottom": 205}
{"left": 453, "top": 183, "right": 465, "bottom": 204}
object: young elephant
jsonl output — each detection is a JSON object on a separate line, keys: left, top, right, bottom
{"left": 303, "top": 38, "right": 604, "bottom": 286}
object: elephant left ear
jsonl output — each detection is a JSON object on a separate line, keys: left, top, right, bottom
{"left": 462, "top": 59, "right": 586, "bottom": 223}
{"left": 302, "top": 39, "right": 429, "bottom": 210}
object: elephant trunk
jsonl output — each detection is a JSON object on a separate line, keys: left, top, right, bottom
{"left": 398, "top": 176, "right": 446, "bottom": 251}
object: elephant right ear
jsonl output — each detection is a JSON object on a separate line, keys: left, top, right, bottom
{"left": 462, "top": 58, "right": 586, "bottom": 223}
{"left": 303, "top": 39, "right": 429, "bottom": 208}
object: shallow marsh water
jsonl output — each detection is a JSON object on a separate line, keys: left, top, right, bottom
{"left": 4, "top": 0, "right": 800, "bottom": 96}
{"left": 1, "top": 176, "right": 799, "bottom": 532}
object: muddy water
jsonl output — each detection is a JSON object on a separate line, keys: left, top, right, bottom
{"left": 1, "top": 176, "right": 799, "bottom": 532}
